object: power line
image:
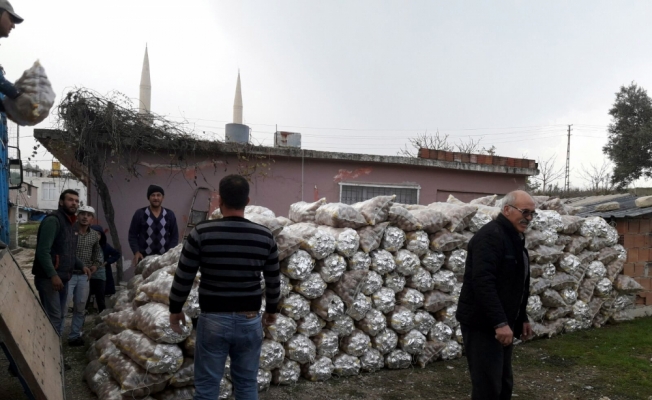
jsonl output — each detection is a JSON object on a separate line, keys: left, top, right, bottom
{"left": 191, "top": 123, "right": 566, "bottom": 139}
{"left": 165, "top": 115, "right": 568, "bottom": 132}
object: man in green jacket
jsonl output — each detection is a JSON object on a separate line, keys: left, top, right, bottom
{"left": 32, "top": 189, "right": 80, "bottom": 336}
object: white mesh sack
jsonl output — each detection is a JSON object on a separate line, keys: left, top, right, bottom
{"left": 272, "top": 359, "right": 301, "bottom": 386}
{"left": 289, "top": 198, "right": 327, "bottom": 223}
{"left": 315, "top": 203, "right": 368, "bottom": 229}
{"left": 110, "top": 329, "right": 184, "bottom": 374}
{"left": 2, "top": 61, "right": 56, "bottom": 126}
{"left": 352, "top": 195, "right": 395, "bottom": 225}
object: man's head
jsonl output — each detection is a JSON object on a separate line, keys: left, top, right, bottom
{"left": 0, "top": 1, "right": 23, "bottom": 38}
{"left": 501, "top": 190, "right": 536, "bottom": 233}
{"left": 59, "top": 189, "right": 80, "bottom": 215}
{"left": 218, "top": 174, "right": 249, "bottom": 211}
{"left": 147, "top": 185, "right": 165, "bottom": 208}
{"left": 77, "top": 205, "right": 95, "bottom": 227}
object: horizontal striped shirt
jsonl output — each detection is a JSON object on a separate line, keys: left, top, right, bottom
{"left": 169, "top": 216, "right": 280, "bottom": 314}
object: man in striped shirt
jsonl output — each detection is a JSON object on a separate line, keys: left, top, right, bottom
{"left": 169, "top": 174, "right": 280, "bottom": 400}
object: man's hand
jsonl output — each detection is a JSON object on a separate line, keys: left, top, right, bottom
{"left": 51, "top": 275, "right": 64, "bottom": 292}
{"left": 495, "top": 325, "right": 513, "bottom": 346}
{"left": 83, "top": 267, "right": 92, "bottom": 281}
{"left": 520, "top": 322, "right": 534, "bottom": 341}
{"left": 90, "top": 266, "right": 98, "bottom": 274}
{"left": 131, "top": 252, "right": 143, "bottom": 267}
{"left": 170, "top": 313, "right": 187, "bottom": 334}
{"left": 262, "top": 312, "right": 277, "bottom": 327}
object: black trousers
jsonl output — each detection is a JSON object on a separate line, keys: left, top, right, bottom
{"left": 460, "top": 324, "right": 514, "bottom": 400}
{"left": 88, "top": 279, "right": 106, "bottom": 313}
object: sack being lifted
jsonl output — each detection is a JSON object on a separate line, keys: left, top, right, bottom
{"left": 3, "top": 60, "right": 56, "bottom": 126}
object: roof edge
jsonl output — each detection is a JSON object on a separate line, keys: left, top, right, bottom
{"left": 34, "top": 128, "right": 539, "bottom": 176}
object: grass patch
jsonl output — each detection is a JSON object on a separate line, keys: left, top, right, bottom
{"left": 17, "top": 221, "right": 40, "bottom": 246}
{"left": 18, "top": 221, "right": 40, "bottom": 236}
{"left": 525, "top": 318, "right": 652, "bottom": 398}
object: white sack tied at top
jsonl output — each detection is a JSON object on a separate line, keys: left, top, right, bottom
{"left": 3, "top": 61, "right": 56, "bottom": 126}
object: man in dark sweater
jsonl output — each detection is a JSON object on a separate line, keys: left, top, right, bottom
{"left": 128, "top": 184, "right": 179, "bottom": 267}
{"left": 456, "top": 190, "right": 534, "bottom": 400}
{"left": 169, "top": 175, "right": 280, "bottom": 400}
{"left": 32, "top": 189, "right": 80, "bottom": 336}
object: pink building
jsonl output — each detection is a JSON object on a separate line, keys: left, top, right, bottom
{"left": 35, "top": 128, "right": 537, "bottom": 270}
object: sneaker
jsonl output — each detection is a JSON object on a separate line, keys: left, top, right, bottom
{"left": 68, "top": 337, "right": 84, "bottom": 347}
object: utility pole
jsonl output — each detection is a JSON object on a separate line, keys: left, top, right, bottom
{"left": 564, "top": 124, "right": 572, "bottom": 192}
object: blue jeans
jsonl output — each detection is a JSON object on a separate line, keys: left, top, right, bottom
{"left": 194, "top": 313, "right": 263, "bottom": 400}
{"left": 62, "top": 274, "right": 90, "bottom": 340}
{"left": 34, "top": 276, "right": 69, "bottom": 336}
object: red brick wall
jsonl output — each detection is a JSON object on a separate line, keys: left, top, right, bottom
{"left": 418, "top": 148, "right": 538, "bottom": 169}
{"left": 618, "top": 217, "right": 652, "bottom": 305}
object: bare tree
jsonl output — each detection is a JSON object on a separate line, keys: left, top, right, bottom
{"left": 399, "top": 131, "right": 491, "bottom": 157}
{"left": 483, "top": 145, "right": 497, "bottom": 155}
{"left": 455, "top": 137, "right": 484, "bottom": 153}
{"left": 532, "top": 155, "right": 564, "bottom": 193}
{"left": 578, "top": 161, "right": 616, "bottom": 192}
{"left": 399, "top": 131, "right": 453, "bottom": 157}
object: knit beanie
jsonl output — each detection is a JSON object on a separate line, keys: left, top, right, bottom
{"left": 147, "top": 184, "right": 165, "bottom": 198}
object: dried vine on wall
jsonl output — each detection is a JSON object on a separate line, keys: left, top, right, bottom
{"left": 55, "top": 89, "right": 274, "bottom": 279}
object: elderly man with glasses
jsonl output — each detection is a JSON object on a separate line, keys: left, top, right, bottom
{"left": 456, "top": 190, "right": 535, "bottom": 400}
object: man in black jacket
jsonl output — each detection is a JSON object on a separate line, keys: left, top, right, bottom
{"left": 456, "top": 190, "right": 535, "bottom": 400}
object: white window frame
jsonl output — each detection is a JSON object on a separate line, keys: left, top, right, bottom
{"left": 42, "top": 182, "right": 57, "bottom": 201}
{"left": 339, "top": 182, "right": 421, "bottom": 204}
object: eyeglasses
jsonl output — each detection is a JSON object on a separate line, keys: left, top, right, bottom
{"left": 508, "top": 204, "right": 537, "bottom": 218}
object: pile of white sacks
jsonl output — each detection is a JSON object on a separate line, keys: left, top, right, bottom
{"left": 83, "top": 194, "right": 644, "bottom": 399}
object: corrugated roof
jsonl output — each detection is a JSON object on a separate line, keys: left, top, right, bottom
{"left": 563, "top": 193, "right": 631, "bottom": 207}
{"left": 569, "top": 194, "right": 652, "bottom": 219}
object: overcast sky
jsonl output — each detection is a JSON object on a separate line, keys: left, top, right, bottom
{"left": 4, "top": 0, "right": 652, "bottom": 188}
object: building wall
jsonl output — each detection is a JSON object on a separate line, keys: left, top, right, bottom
{"left": 87, "top": 152, "right": 529, "bottom": 265}
{"left": 617, "top": 217, "right": 652, "bottom": 305}
{"left": 9, "top": 183, "right": 39, "bottom": 209}
{"left": 27, "top": 175, "right": 88, "bottom": 211}
{"left": 16, "top": 209, "right": 29, "bottom": 223}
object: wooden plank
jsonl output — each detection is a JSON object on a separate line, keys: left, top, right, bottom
{"left": 0, "top": 248, "right": 65, "bottom": 400}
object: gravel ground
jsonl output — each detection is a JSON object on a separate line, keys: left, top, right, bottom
{"left": 2, "top": 249, "right": 650, "bottom": 400}
{"left": 1, "top": 333, "right": 646, "bottom": 400}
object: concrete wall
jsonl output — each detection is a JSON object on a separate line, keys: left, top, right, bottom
{"left": 16, "top": 209, "right": 29, "bottom": 223}
{"left": 9, "top": 183, "right": 39, "bottom": 209}
{"left": 87, "top": 152, "right": 529, "bottom": 263}
{"left": 27, "top": 175, "right": 88, "bottom": 211}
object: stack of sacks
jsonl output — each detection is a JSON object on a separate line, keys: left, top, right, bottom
{"left": 85, "top": 194, "right": 644, "bottom": 397}
{"left": 85, "top": 244, "right": 234, "bottom": 400}
{"left": 523, "top": 211, "right": 640, "bottom": 336}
